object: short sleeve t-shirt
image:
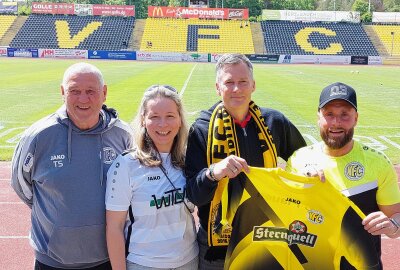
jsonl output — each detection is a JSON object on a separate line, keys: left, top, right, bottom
{"left": 106, "top": 152, "right": 198, "bottom": 268}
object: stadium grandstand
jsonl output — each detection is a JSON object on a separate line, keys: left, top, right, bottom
{"left": 261, "top": 21, "right": 379, "bottom": 56}
{"left": 140, "top": 18, "right": 254, "bottom": 54}
{"left": 0, "top": 2, "right": 400, "bottom": 60}
{"left": 10, "top": 14, "right": 135, "bottom": 50}
{"left": 371, "top": 24, "right": 400, "bottom": 56}
{"left": 0, "top": 15, "right": 16, "bottom": 40}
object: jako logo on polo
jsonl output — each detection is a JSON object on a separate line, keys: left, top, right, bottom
{"left": 103, "top": 147, "right": 117, "bottom": 164}
{"left": 344, "top": 161, "right": 364, "bottom": 180}
{"left": 23, "top": 153, "right": 34, "bottom": 171}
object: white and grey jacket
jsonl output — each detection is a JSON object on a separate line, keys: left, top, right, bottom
{"left": 11, "top": 104, "right": 134, "bottom": 269}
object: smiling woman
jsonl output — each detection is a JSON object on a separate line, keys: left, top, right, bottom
{"left": 143, "top": 93, "right": 181, "bottom": 153}
{"left": 105, "top": 85, "right": 199, "bottom": 270}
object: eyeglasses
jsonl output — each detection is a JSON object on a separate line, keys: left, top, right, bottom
{"left": 146, "top": 84, "right": 178, "bottom": 93}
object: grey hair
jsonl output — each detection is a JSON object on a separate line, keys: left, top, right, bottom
{"left": 132, "top": 85, "right": 188, "bottom": 168}
{"left": 215, "top": 53, "right": 254, "bottom": 83}
{"left": 62, "top": 62, "right": 104, "bottom": 89}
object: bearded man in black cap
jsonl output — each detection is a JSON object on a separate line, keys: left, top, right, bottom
{"left": 287, "top": 82, "right": 400, "bottom": 266}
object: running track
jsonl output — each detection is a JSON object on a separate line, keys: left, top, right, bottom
{"left": 1, "top": 162, "right": 399, "bottom": 269}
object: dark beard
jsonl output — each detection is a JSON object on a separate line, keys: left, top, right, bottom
{"left": 320, "top": 127, "right": 354, "bottom": 150}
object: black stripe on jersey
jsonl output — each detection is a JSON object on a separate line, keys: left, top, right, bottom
{"left": 227, "top": 195, "right": 284, "bottom": 269}
{"left": 125, "top": 205, "right": 134, "bottom": 257}
{"left": 347, "top": 187, "right": 379, "bottom": 216}
{"left": 347, "top": 186, "right": 382, "bottom": 259}
{"left": 341, "top": 206, "right": 382, "bottom": 270}
{"left": 226, "top": 174, "right": 308, "bottom": 268}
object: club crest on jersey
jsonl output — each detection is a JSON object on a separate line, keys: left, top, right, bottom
{"left": 253, "top": 220, "right": 317, "bottom": 247}
{"left": 103, "top": 147, "right": 117, "bottom": 164}
{"left": 344, "top": 162, "right": 364, "bottom": 181}
{"left": 307, "top": 210, "right": 324, "bottom": 224}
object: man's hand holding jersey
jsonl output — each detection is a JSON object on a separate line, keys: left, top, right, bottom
{"left": 363, "top": 211, "right": 400, "bottom": 238}
{"left": 206, "top": 155, "right": 250, "bottom": 182}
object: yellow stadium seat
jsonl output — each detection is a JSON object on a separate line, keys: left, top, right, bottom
{"left": 0, "top": 15, "right": 17, "bottom": 40}
{"left": 141, "top": 18, "right": 254, "bottom": 54}
{"left": 372, "top": 25, "right": 400, "bottom": 56}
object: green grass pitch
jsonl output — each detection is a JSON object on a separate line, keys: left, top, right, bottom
{"left": 0, "top": 58, "right": 399, "bottom": 164}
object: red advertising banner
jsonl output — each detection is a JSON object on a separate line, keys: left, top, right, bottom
{"left": 0, "top": 47, "right": 7, "bottom": 57}
{"left": 227, "top": 9, "right": 248, "bottom": 20}
{"left": 32, "top": 2, "right": 74, "bottom": 15}
{"left": 93, "top": 5, "right": 135, "bottom": 17}
{"left": 148, "top": 6, "right": 248, "bottom": 20}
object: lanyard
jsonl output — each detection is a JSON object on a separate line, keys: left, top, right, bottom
{"left": 159, "top": 164, "right": 194, "bottom": 214}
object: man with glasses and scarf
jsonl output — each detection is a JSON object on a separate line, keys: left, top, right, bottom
{"left": 184, "top": 53, "right": 306, "bottom": 269}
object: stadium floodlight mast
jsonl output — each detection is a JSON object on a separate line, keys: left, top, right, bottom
{"left": 391, "top": 31, "right": 395, "bottom": 56}
{"left": 215, "top": 0, "right": 224, "bottom": 8}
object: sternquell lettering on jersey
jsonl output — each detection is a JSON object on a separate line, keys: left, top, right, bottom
{"left": 307, "top": 210, "right": 324, "bottom": 224}
{"left": 103, "top": 147, "right": 117, "bottom": 164}
{"left": 344, "top": 161, "right": 365, "bottom": 181}
{"left": 253, "top": 220, "right": 317, "bottom": 247}
{"left": 50, "top": 154, "right": 65, "bottom": 168}
{"left": 150, "top": 187, "right": 187, "bottom": 209}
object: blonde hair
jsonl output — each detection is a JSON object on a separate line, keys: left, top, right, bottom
{"left": 132, "top": 85, "right": 188, "bottom": 168}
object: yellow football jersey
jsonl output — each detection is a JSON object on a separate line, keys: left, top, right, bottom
{"left": 225, "top": 167, "right": 381, "bottom": 270}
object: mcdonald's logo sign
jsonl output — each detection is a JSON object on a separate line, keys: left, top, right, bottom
{"left": 151, "top": 6, "right": 164, "bottom": 17}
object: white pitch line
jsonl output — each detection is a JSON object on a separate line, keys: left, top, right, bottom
{"left": 0, "top": 236, "right": 29, "bottom": 239}
{"left": 0, "top": 202, "right": 25, "bottom": 205}
{"left": 187, "top": 110, "right": 201, "bottom": 115}
{"left": 297, "top": 124, "right": 400, "bottom": 129}
{"left": 179, "top": 63, "right": 198, "bottom": 98}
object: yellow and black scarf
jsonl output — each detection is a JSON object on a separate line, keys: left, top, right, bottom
{"left": 206, "top": 101, "right": 277, "bottom": 247}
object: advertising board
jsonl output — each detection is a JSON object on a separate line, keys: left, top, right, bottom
{"left": 88, "top": 50, "right": 136, "bottom": 60}
{"left": 148, "top": 6, "right": 248, "bottom": 20}
{"left": 39, "top": 49, "right": 88, "bottom": 59}
{"left": 7, "top": 48, "right": 39, "bottom": 58}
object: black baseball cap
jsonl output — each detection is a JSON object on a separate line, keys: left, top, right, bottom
{"left": 319, "top": 82, "right": 357, "bottom": 111}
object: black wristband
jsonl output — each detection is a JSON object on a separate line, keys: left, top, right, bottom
{"left": 209, "top": 164, "right": 219, "bottom": 182}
